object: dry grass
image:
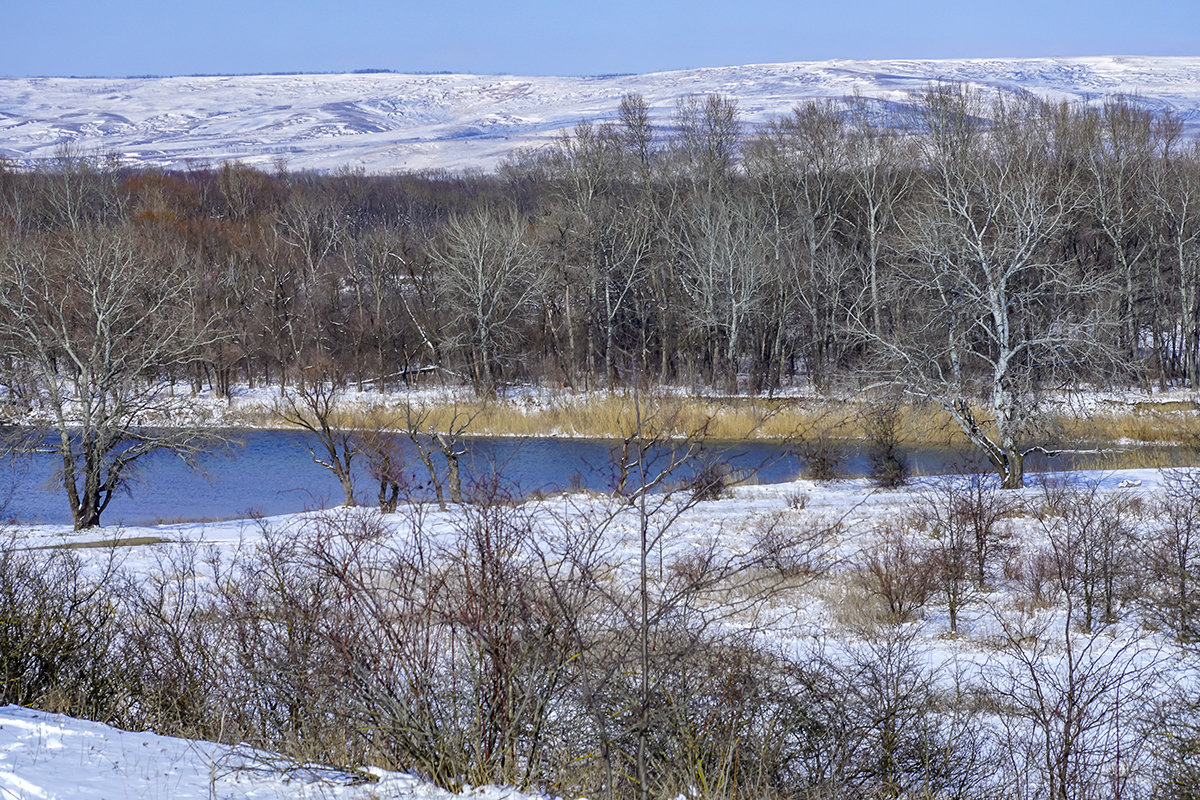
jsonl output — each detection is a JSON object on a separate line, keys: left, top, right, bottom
{"left": 246, "top": 393, "right": 961, "bottom": 442}
{"left": 1054, "top": 446, "right": 1199, "bottom": 472}
{"left": 1057, "top": 408, "right": 1198, "bottom": 444}
{"left": 238, "top": 390, "right": 1200, "bottom": 455}
{"left": 817, "top": 573, "right": 899, "bottom": 633}
{"left": 34, "top": 536, "right": 169, "bottom": 550}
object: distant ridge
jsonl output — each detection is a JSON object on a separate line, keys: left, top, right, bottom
{"left": 1, "top": 56, "right": 1198, "bottom": 173}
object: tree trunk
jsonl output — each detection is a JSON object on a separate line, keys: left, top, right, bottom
{"left": 339, "top": 471, "right": 356, "bottom": 507}
{"left": 1000, "top": 449, "right": 1024, "bottom": 490}
{"left": 447, "top": 454, "right": 463, "bottom": 504}
{"left": 378, "top": 479, "right": 399, "bottom": 513}
{"left": 72, "top": 494, "right": 104, "bottom": 530}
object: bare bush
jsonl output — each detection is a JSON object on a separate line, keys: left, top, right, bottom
{"left": 753, "top": 512, "right": 840, "bottom": 578}
{"left": 865, "top": 400, "right": 909, "bottom": 488}
{"left": 987, "top": 604, "right": 1164, "bottom": 800}
{"left": 786, "top": 627, "right": 997, "bottom": 799}
{"left": 686, "top": 459, "right": 733, "bottom": 502}
{"left": 0, "top": 538, "right": 125, "bottom": 720}
{"left": 1143, "top": 469, "right": 1200, "bottom": 641}
{"left": 1031, "top": 478, "right": 1137, "bottom": 632}
{"left": 909, "top": 473, "right": 1017, "bottom": 633}
{"left": 1145, "top": 686, "right": 1200, "bottom": 799}
{"left": 860, "top": 523, "right": 932, "bottom": 624}
{"left": 206, "top": 517, "right": 361, "bottom": 765}
{"left": 801, "top": 435, "right": 843, "bottom": 481}
{"left": 117, "top": 538, "right": 218, "bottom": 739}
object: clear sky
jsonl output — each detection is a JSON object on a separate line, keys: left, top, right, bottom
{"left": 3, "top": 0, "right": 1196, "bottom": 78}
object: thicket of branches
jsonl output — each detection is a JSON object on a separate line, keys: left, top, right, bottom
{"left": 1, "top": 85, "right": 1197, "bottom": 401}
{"left": 5, "top": 469, "right": 1200, "bottom": 799}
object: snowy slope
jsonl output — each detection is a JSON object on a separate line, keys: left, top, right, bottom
{"left": 0, "top": 465, "right": 1188, "bottom": 798}
{"left": 0, "top": 705, "right": 537, "bottom": 800}
{"left": 1, "top": 56, "right": 1199, "bottom": 173}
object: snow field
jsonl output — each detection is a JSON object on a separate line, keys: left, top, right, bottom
{"left": 3, "top": 56, "right": 1200, "bottom": 173}
{"left": 4, "top": 464, "right": 1193, "bottom": 797}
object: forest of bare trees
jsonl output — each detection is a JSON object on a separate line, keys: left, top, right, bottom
{"left": 2, "top": 83, "right": 1200, "bottom": 515}
{"left": 1, "top": 86, "right": 1197, "bottom": 403}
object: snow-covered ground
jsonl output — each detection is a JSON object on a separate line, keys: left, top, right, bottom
{"left": 6, "top": 380, "right": 1195, "bottom": 438}
{"left": 2, "top": 56, "right": 1199, "bottom": 173}
{"left": 2, "top": 464, "right": 1193, "bottom": 797}
{"left": 0, "top": 705, "right": 542, "bottom": 800}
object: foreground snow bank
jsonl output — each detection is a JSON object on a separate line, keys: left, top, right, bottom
{"left": 0, "top": 467, "right": 1191, "bottom": 798}
{"left": 0, "top": 706, "right": 542, "bottom": 800}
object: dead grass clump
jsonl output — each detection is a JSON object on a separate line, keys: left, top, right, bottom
{"left": 1005, "top": 550, "right": 1061, "bottom": 613}
{"left": 45, "top": 535, "right": 169, "bottom": 550}
{"left": 858, "top": 524, "right": 933, "bottom": 625}
{"left": 818, "top": 574, "right": 892, "bottom": 632}
{"left": 753, "top": 512, "right": 840, "bottom": 579}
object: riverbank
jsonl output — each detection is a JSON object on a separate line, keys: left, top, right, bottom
{"left": 4, "top": 465, "right": 1196, "bottom": 798}
{"left": 26, "top": 381, "right": 1190, "bottom": 446}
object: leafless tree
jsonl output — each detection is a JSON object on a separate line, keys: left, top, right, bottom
{"left": 868, "top": 86, "right": 1117, "bottom": 488}
{"left": 1149, "top": 133, "right": 1200, "bottom": 387}
{"left": 275, "top": 361, "right": 358, "bottom": 507}
{"left": 343, "top": 225, "right": 409, "bottom": 391}
{"left": 429, "top": 205, "right": 544, "bottom": 393}
{"left": 672, "top": 191, "right": 768, "bottom": 391}
{"left": 845, "top": 93, "right": 915, "bottom": 340}
{"left": 748, "top": 99, "right": 854, "bottom": 389}
{"left": 544, "top": 120, "right": 653, "bottom": 387}
{"left": 617, "top": 93, "right": 656, "bottom": 175}
{"left": 1032, "top": 478, "right": 1136, "bottom": 632}
{"left": 1083, "top": 96, "right": 1164, "bottom": 380}
{"left": 0, "top": 226, "right": 218, "bottom": 529}
{"left": 399, "top": 398, "right": 482, "bottom": 508}
{"left": 669, "top": 94, "right": 741, "bottom": 193}
{"left": 917, "top": 472, "right": 1015, "bottom": 588}
{"left": 355, "top": 411, "right": 408, "bottom": 513}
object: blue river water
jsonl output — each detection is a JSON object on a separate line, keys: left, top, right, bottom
{"left": 0, "top": 429, "right": 1121, "bottom": 526}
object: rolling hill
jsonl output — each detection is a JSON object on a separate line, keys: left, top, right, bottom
{"left": 1, "top": 55, "right": 1198, "bottom": 173}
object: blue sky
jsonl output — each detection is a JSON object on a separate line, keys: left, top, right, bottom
{"left": 3, "top": 0, "right": 1196, "bottom": 77}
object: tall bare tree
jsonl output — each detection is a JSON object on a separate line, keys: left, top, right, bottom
{"left": 1150, "top": 132, "right": 1200, "bottom": 386}
{"left": 1083, "top": 96, "right": 1164, "bottom": 383}
{"left": 844, "top": 94, "right": 914, "bottom": 339}
{"left": 0, "top": 226, "right": 217, "bottom": 529}
{"left": 672, "top": 191, "right": 767, "bottom": 391}
{"left": 429, "top": 205, "right": 544, "bottom": 393}
{"left": 869, "top": 86, "right": 1116, "bottom": 488}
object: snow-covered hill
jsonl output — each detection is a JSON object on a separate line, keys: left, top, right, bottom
{"left": 0, "top": 705, "right": 533, "bottom": 799}
{"left": 2, "top": 56, "right": 1199, "bottom": 173}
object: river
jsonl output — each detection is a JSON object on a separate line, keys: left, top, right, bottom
{"left": 0, "top": 430, "right": 1169, "bottom": 526}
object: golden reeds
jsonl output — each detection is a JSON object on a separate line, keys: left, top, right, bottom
{"left": 232, "top": 390, "right": 1200, "bottom": 453}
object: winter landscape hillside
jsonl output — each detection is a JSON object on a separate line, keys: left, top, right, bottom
{"left": 7, "top": 50, "right": 1200, "bottom": 800}
{"left": 2, "top": 55, "right": 1200, "bottom": 172}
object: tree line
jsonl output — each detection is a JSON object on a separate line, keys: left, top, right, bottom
{"left": 1, "top": 85, "right": 1197, "bottom": 400}
{"left": 3, "top": 83, "right": 1200, "bottom": 521}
